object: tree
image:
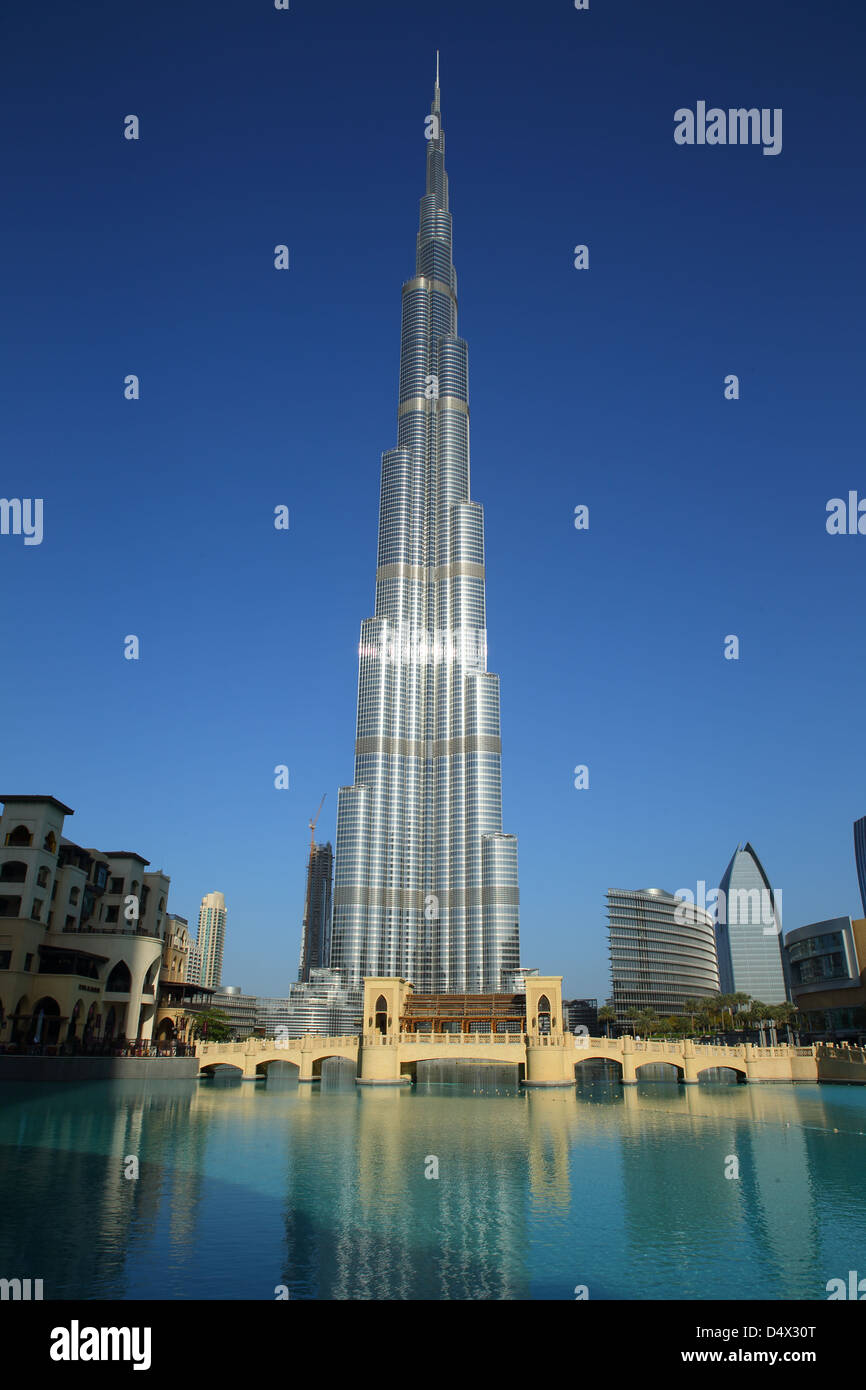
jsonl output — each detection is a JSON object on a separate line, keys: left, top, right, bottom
{"left": 189, "top": 1008, "right": 233, "bottom": 1042}
{"left": 598, "top": 1005, "right": 617, "bottom": 1039}
{"left": 745, "top": 1002, "right": 771, "bottom": 1041}
{"left": 695, "top": 998, "right": 717, "bottom": 1036}
{"left": 628, "top": 1008, "right": 661, "bottom": 1037}
{"left": 770, "top": 1002, "right": 801, "bottom": 1043}
{"left": 682, "top": 998, "right": 701, "bottom": 1032}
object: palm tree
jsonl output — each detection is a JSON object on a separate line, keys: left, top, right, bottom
{"left": 682, "top": 998, "right": 701, "bottom": 1033}
{"left": 695, "top": 998, "right": 717, "bottom": 1037}
{"left": 631, "top": 1008, "right": 661, "bottom": 1038}
{"left": 770, "top": 1002, "right": 802, "bottom": 1043}
{"left": 598, "top": 1005, "right": 616, "bottom": 1039}
{"left": 712, "top": 993, "right": 732, "bottom": 1031}
{"left": 746, "top": 1001, "right": 770, "bottom": 1042}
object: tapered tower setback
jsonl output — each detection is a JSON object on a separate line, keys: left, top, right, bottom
{"left": 330, "top": 64, "right": 520, "bottom": 992}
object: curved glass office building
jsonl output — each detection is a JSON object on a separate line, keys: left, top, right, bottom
{"left": 715, "top": 842, "right": 787, "bottom": 1003}
{"left": 330, "top": 63, "right": 520, "bottom": 992}
{"left": 854, "top": 816, "right": 866, "bottom": 917}
{"left": 607, "top": 889, "right": 720, "bottom": 1019}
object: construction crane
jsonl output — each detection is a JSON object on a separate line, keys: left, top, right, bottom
{"left": 298, "top": 794, "right": 327, "bottom": 981}
{"left": 308, "top": 793, "right": 326, "bottom": 855}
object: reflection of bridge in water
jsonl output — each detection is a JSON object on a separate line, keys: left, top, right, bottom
{"left": 196, "top": 1033, "right": 831, "bottom": 1086}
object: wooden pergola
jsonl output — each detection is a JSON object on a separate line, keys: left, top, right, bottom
{"left": 400, "top": 993, "right": 526, "bottom": 1034}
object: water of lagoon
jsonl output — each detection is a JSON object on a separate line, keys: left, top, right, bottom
{"left": 1, "top": 1058, "right": 864, "bottom": 1300}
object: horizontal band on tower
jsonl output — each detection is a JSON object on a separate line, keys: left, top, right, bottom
{"left": 376, "top": 562, "right": 485, "bottom": 582}
{"left": 333, "top": 887, "right": 520, "bottom": 909}
{"left": 397, "top": 395, "right": 469, "bottom": 417}
{"left": 355, "top": 734, "right": 501, "bottom": 757}
{"left": 402, "top": 275, "right": 457, "bottom": 301}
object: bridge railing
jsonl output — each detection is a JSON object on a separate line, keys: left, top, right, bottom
{"left": 197, "top": 1035, "right": 360, "bottom": 1055}
{"left": 363, "top": 1032, "right": 526, "bottom": 1046}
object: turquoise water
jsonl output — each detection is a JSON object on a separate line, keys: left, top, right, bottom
{"left": 1, "top": 1064, "right": 864, "bottom": 1300}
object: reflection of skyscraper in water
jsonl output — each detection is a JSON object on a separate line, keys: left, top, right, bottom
{"left": 617, "top": 1086, "right": 822, "bottom": 1297}
{"left": 732, "top": 1090, "right": 818, "bottom": 1289}
{"left": 616, "top": 1086, "right": 744, "bottom": 1295}
{"left": 277, "top": 1089, "right": 533, "bottom": 1298}
{"left": 0, "top": 1081, "right": 200, "bottom": 1298}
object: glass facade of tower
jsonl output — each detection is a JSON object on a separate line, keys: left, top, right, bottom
{"left": 854, "top": 816, "right": 866, "bottom": 918}
{"left": 330, "top": 70, "right": 520, "bottom": 992}
{"left": 715, "top": 843, "right": 787, "bottom": 1003}
{"left": 607, "top": 888, "right": 720, "bottom": 1019}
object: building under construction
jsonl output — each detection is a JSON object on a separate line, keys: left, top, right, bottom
{"left": 298, "top": 838, "right": 333, "bottom": 983}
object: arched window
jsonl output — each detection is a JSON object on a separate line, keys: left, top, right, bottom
{"left": 106, "top": 960, "right": 132, "bottom": 993}
{"left": 537, "top": 994, "right": 551, "bottom": 1036}
{"left": 28, "top": 997, "right": 61, "bottom": 1046}
{"left": 67, "top": 1000, "right": 82, "bottom": 1043}
{"left": 375, "top": 994, "right": 388, "bottom": 1035}
{"left": 11, "top": 995, "right": 28, "bottom": 1044}
{"left": 43, "top": 832, "right": 56, "bottom": 853}
{"left": 143, "top": 960, "right": 159, "bottom": 992}
{"left": 84, "top": 1002, "right": 98, "bottom": 1041}
{"left": 36, "top": 866, "right": 50, "bottom": 888}
{"left": 0, "top": 861, "right": 27, "bottom": 883}
{"left": 6, "top": 825, "right": 32, "bottom": 847}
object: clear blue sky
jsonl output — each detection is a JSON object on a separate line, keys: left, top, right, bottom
{"left": 3, "top": 0, "right": 864, "bottom": 1000}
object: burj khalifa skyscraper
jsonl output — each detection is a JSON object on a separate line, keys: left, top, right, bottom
{"left": 330, "top": 58, "right": 520, "bottom": 994}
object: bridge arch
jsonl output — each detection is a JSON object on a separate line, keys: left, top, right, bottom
{"left": 633, "top": 1059, "right": 685, "bottom": 1082}
{"left": 310, "top": 1052, "right": 356, "bottom": 1078}
{"left": 254, "top": 1056, "right": 301, "bottom": 1078}
{"left": 400, "top": 1055, "right": 526, "bottom": 1084}
{"left": 695, "top": 1062, "right": 747, "bottom": 1083}
{"left": 199, "top": 1061, "right": 244, "bottom": 1078}
{"left": 573, "top": 1050, "right": 624, "bottom": 1078}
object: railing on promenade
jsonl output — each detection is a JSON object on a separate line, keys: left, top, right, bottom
{"left": 2, "top": 1041, "right": 195, "bottom": 1058}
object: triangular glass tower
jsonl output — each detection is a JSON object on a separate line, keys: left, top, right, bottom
{"left": 330, "top": 59, "right": 520, "bottom": 993}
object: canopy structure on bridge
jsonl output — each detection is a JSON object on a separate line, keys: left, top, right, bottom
{"left": 399, "top": 993, "right": 526, "bottom": 1033}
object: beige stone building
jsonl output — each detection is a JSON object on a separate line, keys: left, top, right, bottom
{"left": 0, "top": 795, "right": 170, "bottom": 1048}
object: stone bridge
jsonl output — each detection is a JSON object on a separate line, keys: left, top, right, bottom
{"left": 197, "top": 1035, "right": 359, "bottom": 1081}
{"left": 195, "top": 1032, "right": 826, "bottom": 1086}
